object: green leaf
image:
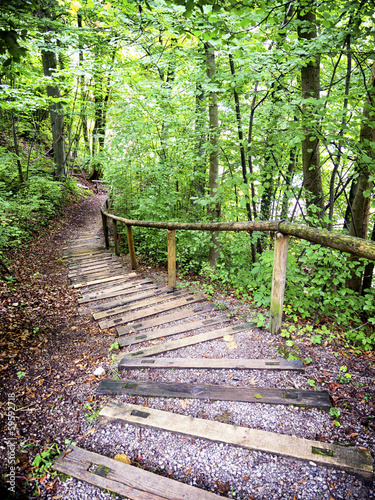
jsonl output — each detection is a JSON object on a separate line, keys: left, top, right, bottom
{"left": 253, "top": 393, "right": 263, "bottom": 399}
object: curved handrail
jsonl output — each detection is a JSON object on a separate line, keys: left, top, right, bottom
{"left": 100, "top": 198, "right": 375, "bottom": 334}
{"left": 101, "top": 199, "right": 375, "bottom": 261}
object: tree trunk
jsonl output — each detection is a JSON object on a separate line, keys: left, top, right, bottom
{"left": 11, "top": 115, "right": 23, "bottom": 185}
{"left": 346, "top": 59, "right": 375, "bottom": 292}
{"left": 41, "top": 48, "right": 66, "bottom": 180}
{"left": 205, "top": 42, "right": 220, "bottom": 268}
{"left": 297, "top": 4, "right": 324, "bottom": 222}
{"left": 228, "top": 53, "right": 257, "bottom": 262}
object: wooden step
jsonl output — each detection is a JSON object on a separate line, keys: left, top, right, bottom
{"left": 118, "top": 314, "right": 230, "bottom": 347}
{"left": 115, "top": 322, "right": 255, "bottom": 358}
{"left": 96, "top": 379, "right": 330, "bottom": 409}
{"left": 53, "top": 445, "right": 222, "bottom": 500}
{"left": 99, "top": 293, "right": 206, "bottom": 329}
{"left": 118, "top": 357, "right": 305, "bottom": 371}
{"left": 79, "top": 280, "right": 155, "bottom": 304}
{"left": 65, "top": 254, "right": 113, "bottom": 265}
{"left": 78, "top": 274, "right": 142, "bottom": 292}
{"left": 116, "top": 303, "right": 215, "bottom": 336}
{"left": 92, "top": 286, "right": 174, "bottom": 314}
{"left": 73, "top": 273, "right": 138, "bottom": 289}
{"left": 68, "top": 259, "right": 118, "bottom": 272}
{"left": 69, "top": 264, "right": 123, "bottom": 278}
{"left": 99, "top": 402, "right": 373, "bottom": 481}
{"left": 93, "top": 290, "right": 187, "bottom": 321}
{"left": 63, "top": 246, "right": 105, "bottom": 257}
{"left": 71, "top": 269, "right": 124, "bottom": 283}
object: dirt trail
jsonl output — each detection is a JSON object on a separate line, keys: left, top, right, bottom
{"left": 0, "top": 193, "right": 374, "bottom": 500}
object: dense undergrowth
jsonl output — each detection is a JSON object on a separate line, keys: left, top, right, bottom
{"left": 113, "top": 219, "right": 375, "bottom": 352}
{"left": 0, "top": 142, "right": 86, "bottom": 267}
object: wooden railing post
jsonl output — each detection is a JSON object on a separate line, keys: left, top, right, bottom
{"left": 126, "top": 224, "right": 137, "bottom": 270}
{"left": 101, "top": 211, "right": 109, "bottom": 249}
{"left": 113, "top": 219, "right": 120, "bottom": 256}
{"left": 167, "top": 229, "right": 176, "bottom": 289}
{"left": 270, "top": 232, "right": 289, "bottom": 334}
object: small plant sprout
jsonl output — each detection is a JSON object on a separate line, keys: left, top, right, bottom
{"left": 336, "top": 365, "right": 352, "bottom": 384}
{"left": 330, "top": 407, "right": 341, "bottom": 427}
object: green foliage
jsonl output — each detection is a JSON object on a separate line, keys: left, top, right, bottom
{"left": 0, "top": 171, "right": 80, "bottom": 253}
{"left": 31, "top": 443, "right": 60, "bottom": 478}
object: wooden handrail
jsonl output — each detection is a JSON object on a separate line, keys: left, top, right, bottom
{"left": 100, "top": 198, "right": 375, "bottom": 334}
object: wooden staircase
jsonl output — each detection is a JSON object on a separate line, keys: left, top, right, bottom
{"left": 53, "top": 233, "right": 373, "bottom": 498}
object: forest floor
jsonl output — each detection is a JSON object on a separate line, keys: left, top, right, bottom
{"left": 0, "top": 190, "right": 374, "bottom": 499}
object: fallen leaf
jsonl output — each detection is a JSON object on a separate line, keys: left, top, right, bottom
{"left": 186, "top": 467, "right": 192, "bottom": 475}
{"left": 114, "top": 453, "right": 131, "bottom": 465}
{"left": 247, "top": 378, "right": 257, "bottom": 385}
{"left": 348, "top": 433, "right": 358, "bottom": 438}
{"left": 227, "top": 341, "right": 238, "bottom": 350}
{"left": 223, "top": 335, "right": 234, "bottom": 342}
{"left": 227, "top": 374, "right": 233, "bottom": 380}
{"left": 254, "top": 393, "right": 263, "bottom": 399}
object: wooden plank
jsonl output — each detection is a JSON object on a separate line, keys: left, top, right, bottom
{"left": 99, "top": 402, "right": 373, "bottom": 481}
{"left": 79, "top": 279, "right": 154, "bottom": 304}
{"left": 115, "top": 322, "right": 255, "bottom": 358}
{"left": 116, "top": 303, "right": 215, "bottom": 336}
{"left": 93, "top": 290, "right": 185, "bottom": 321}
{"left": 63, "top": 251, "right": 111, "bottom": 262}
{"left": 62, "top": 239, "right": 101, "bottom": 249}
{"left": 68, "top": 258, "right": 117, "bottom": 271}
{"left": 98, "top": 293, "right": 206, "bottom": 329}
{"left": 63, "top": 246, "right": 105, "bottom": 257}
{"left": 97, "top": 379, "right": 330, "bottom": 409}
{"left": 118, "top": 314, "right": 230, "bottom": 347}
{"left": 126, "top": 224, "right": 137, "bottom": 270}
{"left": 53, "top": 445, "right": 222, "bottom": 500}
{"left": 118, "top": 357, "right": 305, "bottom": 372}
{"left": 76, "top": 273, "right": 141, "bottom": 292}
{"left": 69, "top": 264, "right": 122, "bottom": 278}
{"left": 66, "top": 256, "right": 115, "bottom": 267}
{"left": 71, "top": 271, "right": 122, "bottom": 283}
{"left": 270, "top": 232, "right": 289, "bottom": 335}
{"left": 74, "top": 273, "right": 138, "bottom": 289}
{"left": 167, "top": 230, "right": 176, "bottom": 288}
{"left": 92, "top": 287, "right": 173, "bottom": 313}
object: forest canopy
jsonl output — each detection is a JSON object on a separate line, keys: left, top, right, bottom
{"left": 1, "top": 0, "right": 375, "bottom": 348}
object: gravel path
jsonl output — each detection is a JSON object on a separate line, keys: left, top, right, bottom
{"left": 1, "top": 193, "right": 373, "bottom": 500}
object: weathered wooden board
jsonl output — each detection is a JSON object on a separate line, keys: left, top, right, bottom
{"left": 98, "top": 293, "right": 206, "bottom": 329}
{"left": 93, "top": 287, "right": 174, "bottom": 314}
{"left": 77, "top": 273, "right": 141, "bottom": 292}
{"left": 99, "top": 402, "right": 373, "bottom": 481}
{"left": 73, "top": 273, "right": 136, "bottom": 289}
{"left": 70, "top": 268, "right": 124, "bottom": 282}
{"left": 115, "top": 322, "right": 255, "bottom": 358}
{"left": 97, "top": 379, "right": 330, "bottom": 409}
{"left": 93, "top": 290, "right": 185, "bottom": 320}
{"left": 118, "top": 357, "right": 305, "bottom": 372}
{"left": 69, "top": 264, "right": 123, "bottom": 278}
{"left": 68, "top": 259, "right": 117, "bottom": 272}
{"left": 63, "top": 246, "right": 105, "bottom": 257}
{"left": 118, "top": 314, "right": 230, "bottom": 347}
{"left": 79, "top": 280, "right": 155, "bottom": 304}
{"left": 63, "top": 251, "right": 111, "bottom": 263}
{"left": 116, "top": 303, "right": 215, "bottom": 336}
{"left": 62, "top": 239, "right": 101, "bottom": 250}
{"left": 53, "top": 445, "right": 222, "bottom": 500}
{"left": 68, "top": 255, "right": 115, "bottom": 267}
{"left": 66, "top": 251, "right": 111, "bottom": 260}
